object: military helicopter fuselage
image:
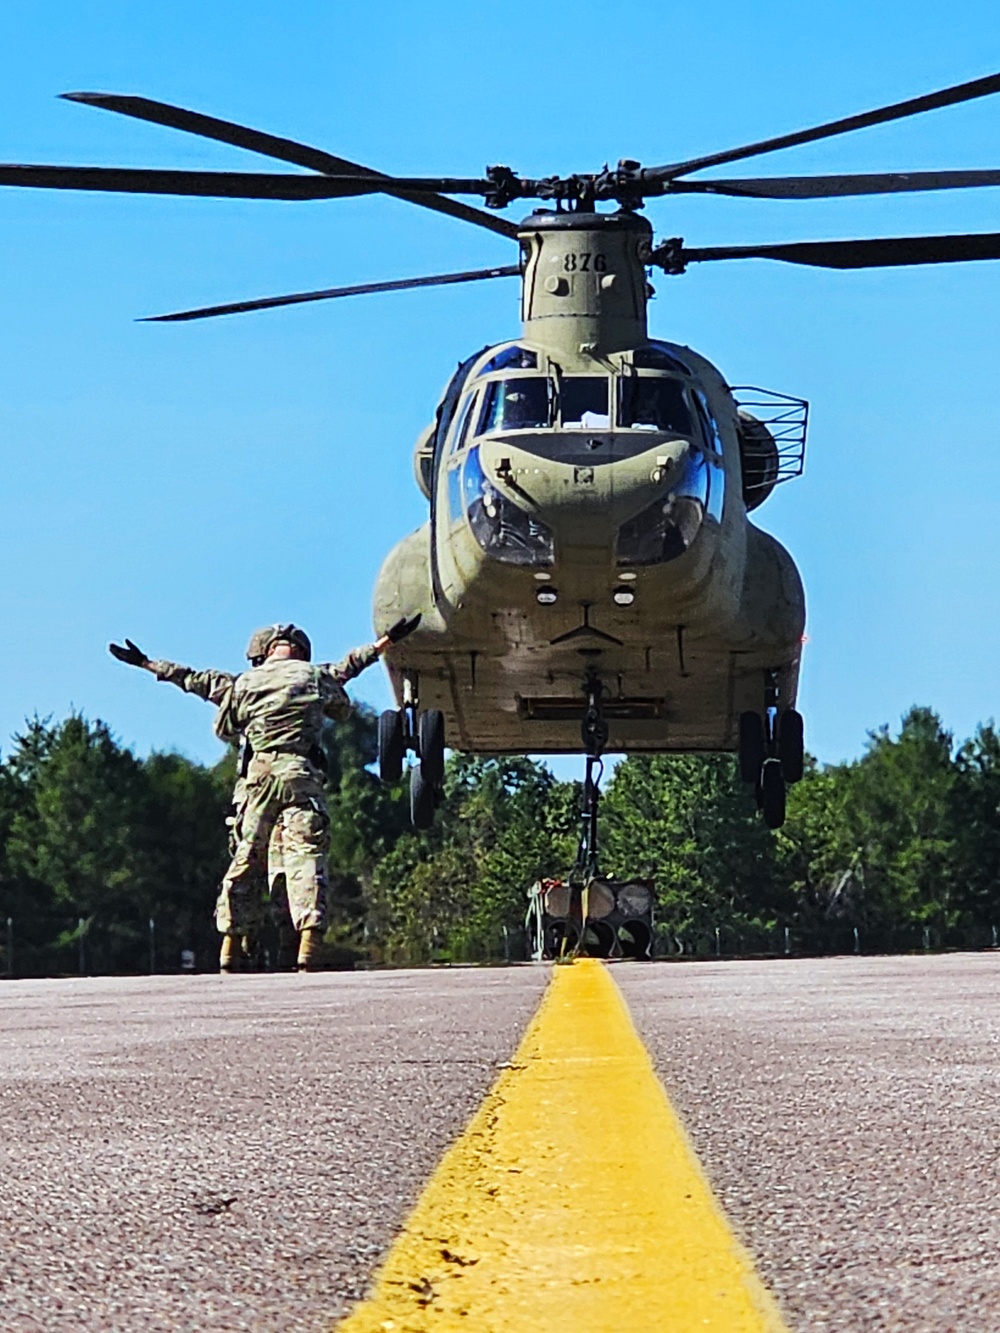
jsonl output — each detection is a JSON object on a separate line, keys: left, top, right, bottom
{"left": 375, "top": 210, "right": 805, "bottom": 754}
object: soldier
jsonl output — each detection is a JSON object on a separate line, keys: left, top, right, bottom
{"left": 228, "top": 627, "right": 295, "bottom": 971}
{"left": 109, "top": 618, "right": 419, "bottom": 971}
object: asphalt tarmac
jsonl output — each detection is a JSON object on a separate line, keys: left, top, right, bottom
{"left": 0, "top": 969, "right": 547, "bottom": 1332}
{"left": 1, "top": 955, "right": 997, "bottom": 1331}
{"left": 617, "top": 954, "right": 1000, "bottom": 1332}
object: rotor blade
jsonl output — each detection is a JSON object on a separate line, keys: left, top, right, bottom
{"left": 61, "top": 92, "right": 520, "bottom": 239}
{"left": 0, "top": 164, "right": 394, "bottom": 198}
{"left": 671, "top": 168, "right": 1000, "bottom": 199}
{"left": 140, "top": 264, "right": 521, "bottom": 322}
{"left": 651, "top": 70, "right": 1000, "bottom": 180}
{"left": 658, "top": 232, "right": 1000, "bottom": 270}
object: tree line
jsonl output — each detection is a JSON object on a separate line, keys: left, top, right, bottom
{"left": 1, "top": 704, "right": 998, "bottom": 976}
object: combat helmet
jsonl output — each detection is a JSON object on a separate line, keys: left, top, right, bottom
{"left": 245, "top": 623, "right": 312, "bottom": 665}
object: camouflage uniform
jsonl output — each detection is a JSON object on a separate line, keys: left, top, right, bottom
{"left": 151, "top": 646, "right": 379, "bottom": 937}
{"left": 227, "top": 770, "right": 292, "bottom": 961}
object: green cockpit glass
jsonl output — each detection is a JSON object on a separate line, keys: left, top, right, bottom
{"left": 478, "top": 378, "right": 551, "bottom": 433}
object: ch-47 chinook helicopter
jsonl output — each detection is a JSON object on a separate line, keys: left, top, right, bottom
{"left": 8, "top": 73, "right": 1000, "bottom": 841}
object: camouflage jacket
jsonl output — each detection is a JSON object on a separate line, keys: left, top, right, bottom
{"left": 150, "top": 644, "right": 381, "bottom": 752}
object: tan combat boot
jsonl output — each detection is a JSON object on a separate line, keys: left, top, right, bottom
{"left": 296, "top": 926, "right": 324, "bottom": 972}
{"left": 219, "top": 935, "right": 241, "bottom": 973}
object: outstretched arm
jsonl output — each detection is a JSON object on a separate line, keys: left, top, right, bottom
{"left": 109, "top": 639, "right": 235, "bottom": 704}
{"left": 326, "top": 615, "right": 423, "bottom": 684}
{"left": 320, "top": 615, "right": 422, "bottom": 722}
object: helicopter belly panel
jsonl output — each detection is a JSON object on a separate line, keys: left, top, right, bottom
{"left": 385, "top": 633, "right": 798, "bottom": 754}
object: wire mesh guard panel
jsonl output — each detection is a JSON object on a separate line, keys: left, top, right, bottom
{"left": 731, "top": 386, "right": 808, "bottom": 492}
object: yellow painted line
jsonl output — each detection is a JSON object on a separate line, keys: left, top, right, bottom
{"left": 336, "top": 959, "right": 789, "bottom": 1332}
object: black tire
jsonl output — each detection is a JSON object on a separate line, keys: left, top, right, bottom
{"left": 378, "top": 709, "right": 405, "bottom": 784}
{"left": 738, "top": 711, "right": 765, "bottom": 784}
{"left": 778, "top": 709, "right": 804, "bottom": 784}
{"left": 418, "top": 708, "right": 446, "bottom": 785}
{"left": 760, "top": 758, "right": 786, "bottom": 830}
{"left": 409, "top": 764, "right": 436, "bottom": 830}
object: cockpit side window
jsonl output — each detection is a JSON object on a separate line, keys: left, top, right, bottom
{"left": 632, "top": 343, "right": 694, "bottom": 375}
{"left": 435, "top": 346, "right": 489, "bottom": 453}
{"left": 560, "top": 377, "right": 610, "bottom": 429}
{"left": 618, "top": 376, "right": 693, "bottom": 435}
{"left": 478, "top": 378, "right": 551, "bottom": 433}
{"left": 449, "top": 391, "right": 479, "bottom": 454}
{"left": 477, "top": 345, "right": 539, "bottom": 375}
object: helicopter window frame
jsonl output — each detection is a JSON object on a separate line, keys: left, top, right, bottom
{"left": 449, "top": 390, "right": 480, "bottom": 455}
{"left": 617, "top": 372, "right": 695, "bottom": 436}
{"left": 477, "top": 375, "right": 553, "bottom": 435}
{"left": 631, "top": 342, "right": 697, "bottom": 376}
{"left": 558, "top": 375, "right": 611, "bottom": 430}
{"left": 476, "top": 344, "right": 539, "bottom": 375}
{"left": 433, "top": 345, "right": 489, "bottom": 468}
{"left": 461, "top": 444, "right": 555, "bottom": 567}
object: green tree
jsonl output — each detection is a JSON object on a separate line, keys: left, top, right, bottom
{"left": 2, "top": 716, "right": 232, "bottom": 974}
{"left": 367, "top": 756, "right": 577, "bottom": 962}
{"left": 778, "top": 758, "right": 860, "bottom": 948}
{"left": 4, "top": 716, "right": 157, "bottom": 972}
{"left": 782, "top": 708, "right": 960, "bottom": 950}
{"left": 601, "top": 753, "right": 784, "bottom": 951}
{"left": 952, "top": 722, "right": 1000, "bottom": 939}
{"left": 141, "top": 749, "right": 232, "bottom": 970}
{"left": 319, "top": 706, "right": 410, "bottom": 952}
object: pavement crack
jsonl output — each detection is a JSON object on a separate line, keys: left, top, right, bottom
{"left": 440, "top": 1247, "right": 478, "bottom": 1267}
{"left": 408, "top": 1275, "right": 436, "bottom": 1306}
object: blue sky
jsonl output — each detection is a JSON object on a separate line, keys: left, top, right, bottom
{"left": 4, "top": 0, "right": 1000, "bottom": 772}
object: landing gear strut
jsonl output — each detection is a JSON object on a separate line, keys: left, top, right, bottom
{"left": 738, "top": 670, "right": 804, "bottom": 830}
{"left": 378, "top": 671, "right": 445, "bottom": 830}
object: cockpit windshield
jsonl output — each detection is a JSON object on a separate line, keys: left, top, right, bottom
{"left": 561, "top": 377, "right": 610, "bottom": 429}
{"left": 473, "top": 372, "right": 695, "bottom": 442}
{"left": 478, "top": 378, "right": 550, "bottom": 433}
{"left": 618, "top": 377, "right": 693, "bottom": 434}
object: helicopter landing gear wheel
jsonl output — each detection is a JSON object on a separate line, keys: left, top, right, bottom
{"left": 409, "top": 764, "right": 437, "bottom": 830}
{"left": 741, "top": 671, "right": 802, "bottom": 828}
{"left": 778, "top": 708, "right": 804, "bottom": 784}
{"left": 378, "top": 709, "right": 405, "bottom": 784}
{"left": 418, "top": 708, "right": 446, "bottom": 786}
{"left": 738, "top": 711, "right": 765, "bottom": 784}
{"left": 759, "top": 758, "right": 786, "bottom": 829}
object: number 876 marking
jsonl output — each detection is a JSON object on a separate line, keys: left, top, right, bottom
{"left": 563, "top": 253, "right": 608, "bottom": 273}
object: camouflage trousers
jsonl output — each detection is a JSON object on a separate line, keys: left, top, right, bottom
{"left": 221, "top": 776, "right": 292, "bottom": 934}
{"left": 215, "top": 752, "right": 329, "bottom": 936}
